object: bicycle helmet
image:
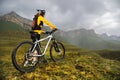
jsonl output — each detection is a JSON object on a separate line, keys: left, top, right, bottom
{"left": 37, "top": 9, "right": 46, "bottom": 14}
{"left": 40, "top": 10, "right": 46, "bottom": 14}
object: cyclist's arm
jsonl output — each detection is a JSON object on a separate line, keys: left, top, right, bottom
{"left": 37, "top": 16, "right": 57, "bottom": 29}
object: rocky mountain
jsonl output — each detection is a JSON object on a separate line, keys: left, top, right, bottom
{"left": 1, "top": 11, "right": 120, "bottom": 50}
{"left": 56, "top": 28, "right": 120, "bottom": 50}
{"left": 100, "top": 33, "right": 120, "bottom": 41}
{"left": 109, "top": 35, "right": 120, "bottom": 41}
{"left": 0, "top": 11, "right": 31, "bottom": 30}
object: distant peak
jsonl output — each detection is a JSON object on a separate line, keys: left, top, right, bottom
{"left": 8, "top": 11, "right": 18, "bottom": 15}
{"left": 10, "top": 11, "right": 16, "bottom": 14}
{"left": 2, "top": 11, "right": 21, "bottom": 19}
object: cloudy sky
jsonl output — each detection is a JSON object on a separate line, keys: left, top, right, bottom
{"left": 0, "top": 0, "right": 120, "bottom": 36}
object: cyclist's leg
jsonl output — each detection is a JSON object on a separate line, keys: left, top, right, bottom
{"left": 25, "top": 33, "right": 40, "bottom": 65}
{"left": 31, "top": 33, "right": 36, "bottom": 42}
{"left": 32, "top": 34, "right": 40, "bottom": 62}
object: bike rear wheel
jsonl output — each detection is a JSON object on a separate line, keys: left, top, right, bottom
{"left": 12, "top": 41, "right": 40, "bottom": 72}
{"left": 50, "top": 42, "right": 65, "bottom": 62}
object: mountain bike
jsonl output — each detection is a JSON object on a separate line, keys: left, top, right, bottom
{"left": 12, "top": 30, "right": 65, "bottom": 72}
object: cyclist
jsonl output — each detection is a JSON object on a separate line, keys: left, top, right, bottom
{"left": 31, "top": 10, "right": 58, "bottom": 42}
{"left": 31, "top": 10, "right": 58, "bottom": 64}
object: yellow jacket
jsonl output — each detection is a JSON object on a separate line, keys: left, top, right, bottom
{"left": 33, "top": 15, "right": 57, "bottom": 34}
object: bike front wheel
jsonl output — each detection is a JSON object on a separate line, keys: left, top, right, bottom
{"left": 12, "top": 41, "right": 40, "bottom": 72}
{"left": 50, "top": 42, "right": 65, "bottom": 62}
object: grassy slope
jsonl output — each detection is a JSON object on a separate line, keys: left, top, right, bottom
{"left": 0, "top": 20, "right": 26, "bottom": 31}
{"left": 0, "top": 31, "right": 120, "bottom": 80}
{"left": 94, "top": 50, "right": 120, "bottom": 61}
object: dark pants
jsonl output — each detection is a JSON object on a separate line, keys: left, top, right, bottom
{"left": 31, "top": 33, "right": 40, "bottom": 42}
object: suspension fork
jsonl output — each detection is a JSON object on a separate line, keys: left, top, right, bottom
{"left": 52, "top": 38, "right": 60, "bottom": 52}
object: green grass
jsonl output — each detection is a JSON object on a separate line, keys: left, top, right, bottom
{"left": 94, "top": 50, "right": 120, "bottom": 61}
{"left": 0, "top": 31, "right": 120, "bottom": 80}
{"left": 0, "top": 20, "right": 26, "bottom": 31}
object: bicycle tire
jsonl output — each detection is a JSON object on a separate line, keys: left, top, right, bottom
{"left": 50, "top": 42, "right": 65, "bottom": 62}
{"left": 12, "top": 41, "right": 41, "bottom": 72}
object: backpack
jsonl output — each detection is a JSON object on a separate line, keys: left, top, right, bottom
{"left": 31, "top": 13, "right": 39, "bottom": 30}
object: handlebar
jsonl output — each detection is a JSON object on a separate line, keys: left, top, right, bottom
{"left": 45, "top": 29, "right": 57, "bottom": 35}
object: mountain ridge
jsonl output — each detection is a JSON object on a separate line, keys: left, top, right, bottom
{"left": 57, "top": 29, "right": 120, "bottom": 50}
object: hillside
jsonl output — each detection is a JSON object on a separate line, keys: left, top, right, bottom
{"left": 0, "top": 20, "right": 27, "bottom": 32}
{"left": 0, "top": 31, "right": 120, "bottom": 80}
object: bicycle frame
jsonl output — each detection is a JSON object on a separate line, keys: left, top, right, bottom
{"left": 31, "top": 34, "right": 53, "bottom": 57}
